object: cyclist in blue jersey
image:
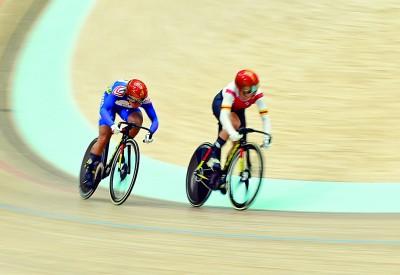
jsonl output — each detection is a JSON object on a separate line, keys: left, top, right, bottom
{"left": 83, "top": 79, "right": 159, "bottom": 187}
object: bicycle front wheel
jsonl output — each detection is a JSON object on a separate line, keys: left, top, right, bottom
{"left": 109, "top": 139, "right": 140, "bottom": 205}
{"left": 227, "top": 143, "right": 264, "bottom": 210}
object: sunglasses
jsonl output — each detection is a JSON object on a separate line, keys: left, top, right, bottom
{"left": 128, "top": 96, "right": 144, "bottom": 104}
{"left": 242, "top": 85, "right": 259, "bottom": 95}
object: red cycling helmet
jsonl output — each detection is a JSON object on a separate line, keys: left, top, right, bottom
{"left": 235, "top": 69, "right": 259, "bottom": 93}
{"left": 126, "top": 79, "right": 148, "bottom": 103}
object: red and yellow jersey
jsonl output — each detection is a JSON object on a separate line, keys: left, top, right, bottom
{"left": 219, "top": 81, "right": 270, "bottom": 136}
{"left": 221, "top": 81, "right": 268, "bottom": 114}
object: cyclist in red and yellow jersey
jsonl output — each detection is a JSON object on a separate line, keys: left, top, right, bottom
{"left": 208, "top": 69, "right": 272, "bottom": 170}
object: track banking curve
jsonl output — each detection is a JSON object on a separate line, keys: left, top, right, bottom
{"left": 11, "top": 0, "right": 400, "bottom": 213}
{"left": 1, "top": 1, "right": 400, "bottom": 274}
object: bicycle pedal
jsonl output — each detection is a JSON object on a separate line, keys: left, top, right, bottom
{"left": 218, "top": 183, "right": 227, "bottom": 195}
{"left": 208, "top": 172, "right": 222, "bottom": 191}
{"left": 206, "top": 158, "right": 221, "bottom": 170}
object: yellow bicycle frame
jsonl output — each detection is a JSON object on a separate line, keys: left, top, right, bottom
{"left": 194, "top": 143, "right": 244, "bottom": 178}
{"left": 223, "top": 143, "right": 240, "bottom": 170}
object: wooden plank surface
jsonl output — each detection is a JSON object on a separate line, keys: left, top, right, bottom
{"left": 1, "top": 0, "right": 399, "bottom": 274}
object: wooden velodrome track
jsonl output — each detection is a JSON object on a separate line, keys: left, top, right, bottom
{"left": 1, "top": 0, "right": 400, "bottom": 273}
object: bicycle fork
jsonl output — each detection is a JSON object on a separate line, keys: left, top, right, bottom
{"left": 238, "top": 148, "right": 250, "bottom": 188}
{"left": 118, "top": 144, "right": 125, "bottom": 168}
{"left": 118, "top": 143, "right": 131, "bottom": 174}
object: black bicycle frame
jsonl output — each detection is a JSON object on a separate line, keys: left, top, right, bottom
{"left": 102, "top": 122, "right": 151, "bottom": 179}
{"left": 197, "top": 128, "right": 270, "bottom": 176}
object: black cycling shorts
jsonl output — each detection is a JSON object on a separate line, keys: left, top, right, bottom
{"left": 212, "top": 90, "right": 246, "bottom": 133}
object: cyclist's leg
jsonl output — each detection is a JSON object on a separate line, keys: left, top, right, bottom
{"left": 209, "top": 92, "right": 241, "bottom": 168}
{"left": 217, "top": 110, "right": 244, "bottom": 194}
{"left": 83, "top": 92, "right": 114, "bottom": 186}
{"left": 216, "top": 112, "right": 241, "bottom": 156}
{"left": 209, "top": 92, "right": 226, "bottom": 168}
{"left": 91, "top": 126, "right": 112, "bottom": 155}
{"left": 224, "top": 109, "right": 245, "bottom": 161}
{"left": 119, "top": 108, "right": 143, "bottom": 138}
{"left": 236, "top": 108, "right": 246, "bottom": 129}
{"left": 83, "top": 125, "right": 112, "bottom": 185}
{"left": 91, "top": 92, "right": 114, "bottom": 157}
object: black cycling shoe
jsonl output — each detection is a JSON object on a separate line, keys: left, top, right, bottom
{"left": 218, "top": 174, "right": 227, "bottom": 195}
{"left": 207, "top": 171, "right": 221, "bottom": 190}
{"left": 82, "top": 160, "right": 100, "bottom": 188}
{"left": 218, "top": 183, "right": 227, "bottom": 195}
{"left": 206, "top": 146, "right": 221, "bottom": 171}
{"left": 83, "top": 168, "right": 95, "bottom": 188}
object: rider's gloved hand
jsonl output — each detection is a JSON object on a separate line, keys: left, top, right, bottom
{"left": 229, "top": 131, "right": 243, "bottom": 142}
{"left": 261, "top": 135, "right": 272, "bottom": 149}
{"left": 111, "top": 124, "right": 121, "bottom": 134}
{"left": 143, "top": 133, "right": 153, "bottom": 143}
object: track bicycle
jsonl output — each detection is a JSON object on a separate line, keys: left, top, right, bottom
{"left": 186, "top": 128, "right": 270, "bottom": 210}
{"left": 79, "top": 122, "right": 152, "bottom": 205}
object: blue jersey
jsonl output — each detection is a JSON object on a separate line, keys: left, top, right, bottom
{"left": 99, "top": 80, "right": 159, "bottom": 134}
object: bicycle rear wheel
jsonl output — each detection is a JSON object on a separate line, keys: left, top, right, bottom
{"left": 227, "top": 143, "right": 264, "bottom": 210}
{"left": 109, "top": 139, "right": 140, "bottom": 205}
{"left": 186, "top": 142, "right": 213, "bottom": 207}
{"left": 79, "top": 138, "right": 106, "bottom": 199}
